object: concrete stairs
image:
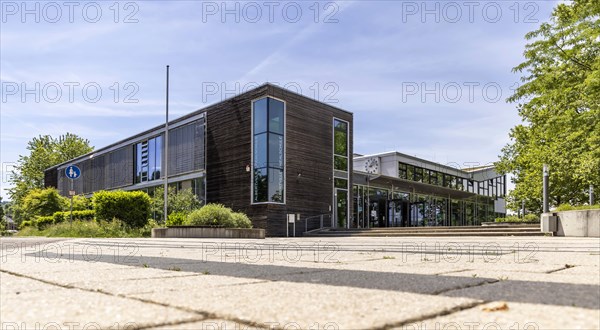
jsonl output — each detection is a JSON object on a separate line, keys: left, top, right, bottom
{"left": 304, "top": 224, "right": 545, "bottom": 237}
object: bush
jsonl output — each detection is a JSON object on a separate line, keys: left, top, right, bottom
{"left": 184, "top": 204, "right": 252, "bottom": 228}
{"left": 231, "top": 212, "right": 252, "bottom": 228}
{"left": 53, "top": 210, "right": 95, "bottom": 224}
{"left": 166, "top": 212, "right": 187, "bottom": 227}
{"left": 19, "top": 220, "right": 33, "bottom": 229}
{"left": 36, "top": 216, "right": 54, "bottom": 229}
{"left": 495, "top": 215, "right": 539, "bottom": 223}
{"left": 21, "top": 188, "right": 67, "bottom": 221}
{"left": 93, "top": 191, "right": 151, "bottom": 228}
{"left": 151, "top": 186, "right": 202, "bottom": 221}
{"left": 555, "top": 204, "right": 600, "bottom": 211}
{"left": 17, "top": 219, "right": 159, "bottom": 238}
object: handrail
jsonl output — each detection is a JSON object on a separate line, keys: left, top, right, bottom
{"left": 303, "top": 213, "right": 332, "bottom": 234}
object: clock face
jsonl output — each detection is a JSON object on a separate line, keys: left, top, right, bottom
{"left": 364, "top": 157, "right": 379, "bottom": 174}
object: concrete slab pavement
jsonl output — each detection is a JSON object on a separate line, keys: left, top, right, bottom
{"left": 1, "top": 236, "right": 598, "bottom": 329}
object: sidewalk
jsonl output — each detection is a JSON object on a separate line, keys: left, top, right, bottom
{"left": 1, "top": 236, "right": 599, "bottom": 329}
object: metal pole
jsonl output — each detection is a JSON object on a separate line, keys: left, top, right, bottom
{"left": 70, "top": 179, "right": 73, "bottom": 225}
{"left": 163, "top": 65, "right": 170, "bottom": 223}
{"left": 366, "top": 175, "right": 370, "bottom": 229}
{"left": 543, "top": 164, "right": 549, "bottom": 213}
{"left": 590, "top": 185, "right": 595, "bottom": 205}
{"left": 521, "top": 200, "right": 525, "bottom": 218}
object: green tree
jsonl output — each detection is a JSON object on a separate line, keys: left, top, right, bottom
{"left": 8, "top": 133, "right": 93, "bottom": 219}
{"left": 497, "top": 0, "right": 600, "bottom": 213}
{"left": 0, "top": 197, "right": 5, "bottom": 230}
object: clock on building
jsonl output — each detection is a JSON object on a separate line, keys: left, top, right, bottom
{"left": 364, "top": 157, "right": 380, "bottom": 174}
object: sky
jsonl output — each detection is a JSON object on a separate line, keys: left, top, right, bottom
{"left": 0, "top": 0, "right": 562, "bottom": 200}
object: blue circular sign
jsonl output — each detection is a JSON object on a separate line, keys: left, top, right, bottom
{"left": 65, "top": 165, "right": 81, "bottom": 180}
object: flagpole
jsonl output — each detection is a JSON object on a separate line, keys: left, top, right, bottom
{"left": 163, "top": 65, "right": 169, "bottom": 223}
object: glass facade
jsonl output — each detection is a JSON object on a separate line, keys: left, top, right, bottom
{"left": 135, "top": 135, "right": 162, "bottom": 184}
{"left": 397, "top": 161, "right": 506, "bottom": 198}
{"left": 252, "top": 97, "right": 285, "bottom": 203}
{"left": 352, "top": 186, "right": 500, "bottom": 228}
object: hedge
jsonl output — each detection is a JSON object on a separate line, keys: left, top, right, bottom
{"left": 92, "top": 190, "right": 151, "bottom": 228}
{"left": 36, "top": 216, "right": 54, "bottom": 230}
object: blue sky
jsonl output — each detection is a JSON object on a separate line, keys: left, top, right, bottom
{"left": 0, "top": 1, "right": 560, "bottom": 200}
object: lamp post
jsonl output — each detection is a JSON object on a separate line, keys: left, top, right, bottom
{"left": 590, "top": 184, "right": 595, "bottom": 205}
{"left": 543, "top": 164, "right": 549, "bottom": 213}
{"left": 163, "top": 65, "right": 170, "bottom": 223}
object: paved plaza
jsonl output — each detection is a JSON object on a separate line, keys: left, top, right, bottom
{"left": 1, "top": 236, "right": 599, "bottom": 329}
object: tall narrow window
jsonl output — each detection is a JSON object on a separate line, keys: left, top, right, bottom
{"left": 135, "top": 135, "right": 162, "bottom": 184}
{"left": 252, "top": 97, "right": 285, "bottom": 203}
{"left": 333, "top": 118, "right": 349, "bottom": 228}
{"left": 333, "top": 119, "right": 348, "bottom": 171}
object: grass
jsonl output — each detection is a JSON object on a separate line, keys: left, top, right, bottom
{"left": 17, "top": 219, "right": 158, "bottom": 238}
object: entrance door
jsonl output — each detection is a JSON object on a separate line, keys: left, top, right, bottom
{"left": 410, "top": 201, "right": 426, "bottom": 226}
{"left": 388, "top": 200, "right": 409, "bottom": 227}
{"left": 335, "top": 189, "right": 348, "bottom": 228}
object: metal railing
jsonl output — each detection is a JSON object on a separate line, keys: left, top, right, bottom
{"left": 302, "top": 213, "right": 332, "bottom": 234}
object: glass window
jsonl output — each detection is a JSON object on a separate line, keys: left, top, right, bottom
{"left": 398, "top": 163, "right": 408, "bottom": 180}
{"left": 429, "top": 171, "right": 438, "bottom": 185}
{"left": 252, "top": 97, "right": 285, "bottom": 203}
{"left": 253, "top": 168, "right": 268, "bottom": 202}
{"left": 268, "top": 98, "right": 284, "bottom": 134}
{"left": 334, "top": 120, "right": 348, "bottom": 156}
{"left": 414, "top": 167, "right": 423, "bottom": 183}
{"left": 268, "top": 168, "right": 284, "bottom": 202}
{"left": 253, "top": 133, "right": 267, "bottom": 168}
{"left": 134, "top": 135, "right": 162, "bottom": 184}
{"left": 253, "top": 98, "right": 268, "bottom": 134}
{"left": 268, "top": 134, "right": 284, "bottom": 169}
{"left": 407, "top": 165, "right": 415, "bottom": 181}
{"left": 335, "top": 178, "right": 348, "bottom": 189}
{"left": 334, "top": 156, "right": 348, "bottom": 171}
{"left": 424, "top": 170, "right": 430, "bottom": 184}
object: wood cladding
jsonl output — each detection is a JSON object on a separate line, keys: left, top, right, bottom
{"left": 206, "top": 84, "right": 353, "bottom": 236}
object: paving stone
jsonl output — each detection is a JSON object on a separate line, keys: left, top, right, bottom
{"left": 0, "top": 272, "right": 64, "bottom": 294}
{"left": 130, "top": 281, "right": 480, "bottom": 329}
{"left": 268, "top": 268, "right": 492, "bottom": 294}
{"left": 391, "top": 302, "right": 600, "bottom": 330}
{"left": 0, "top": 274, "right": 200, "bottom": 329}
{"left": 69, "top": 274, "right": 267, "bottom": 295}
{"left": 148, "top": 319, "right": 261, "bottom": 330}
{"left": 444, "top": 278, "right": 600, "bottom": 309}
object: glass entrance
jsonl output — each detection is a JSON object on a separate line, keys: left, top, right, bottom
{"left": 335, "top": 188, "right": 348, "bottom": 228}
{"left": 388, "top": 199, "right": 409, "bottom": 227}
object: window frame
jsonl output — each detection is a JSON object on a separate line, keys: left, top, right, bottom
{"left": 251, "top": 96, "right": 286, "bottom": 205}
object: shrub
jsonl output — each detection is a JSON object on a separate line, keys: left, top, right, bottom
{"left": 93, "top": 191, "right": 151, "bottom": 228}
{"left": 19, "top": 220, "right": 33, "bottom": 229}
{"left": 17, "top": 219, "right": 160, "bottom": 238}
{"left": 71, "top": 195, "right": 92, "bottom": 211}
{"left": 231, "top": 212, "right": 252, "bottom": 228}
{"left": 495, "top": 215, "right": 539, "bottom": 223}
{"left": 184, "top": 204, "right": 251, "bottom": 228}
{"left": 166, "top": 212, "right": 187, "bottom": 227}
{"left": 186, "top": 204, "right": 235, "bottom": 227}
{"left": 21, "top": 188, "right": 66, "bottom": 221}
{"left": 151, "top": 187, "right": 202, "bottom": 221}
{"left": 555, "top": 204, "right": 600, "bottom": 212}
{"left": 523, "top": 214, "right": 539, "bottom": 222}
{"left": 53, "top": 210, "right": 95, "bottom": 224}
{"left": 36, "top": 216, "right": 54, "bottom": 229}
